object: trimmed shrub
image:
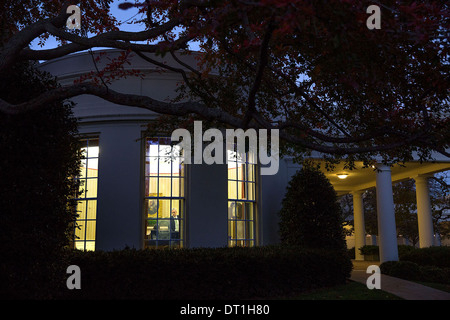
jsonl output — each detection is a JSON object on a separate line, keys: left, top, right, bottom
{"left": 420, "top": 266, "right": 449, "bottom": 284}
{"left": 278, "top": 167, "right": 347, "bottom": 252}
{"left": 397, "top": 245, "right": 417, "bottom": 257}
{"left": 379, "top": 261, "right": 398, "bottom": 275}
{"left": 59, "top": 246, "right": 353, "bottom": 300}
{"left": 400, "top": 246, "right": 450, "bottom": 269}
{"left": 380, "top": 261, "right": 450, "bottom": 285}
{"left": 359, "top": 245, "right": 379, "bottom": 256}
{"left": 347, "top": 247, "right": 355, "bottom": 259}
{"left": 388, "top": 261, "right": 422, "bottom": 281}
{"left": 358, "top": 245, "right": 418, "bottom": 257}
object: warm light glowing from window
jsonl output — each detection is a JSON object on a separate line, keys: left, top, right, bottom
{"left": 227, "top": 149, "right": 257, "bottom": 247}
{"left": 144, "top": 137, "right": 185, "bottom": 249}
{"left": 74, "top": 138, "right": 99, "bottom": 251}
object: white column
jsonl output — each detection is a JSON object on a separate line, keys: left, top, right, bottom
{"left": 352, "top": 191, "right": 366, "bottom": 261}
{"left": 375, "top": 164, "right": 399, "bottom": 262}
{"left": 414, "top": 175, "right": 435, "bottom": 248}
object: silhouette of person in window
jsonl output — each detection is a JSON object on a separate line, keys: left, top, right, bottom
{"left": 170, "top": 208, "right": 180, "bottom": 241}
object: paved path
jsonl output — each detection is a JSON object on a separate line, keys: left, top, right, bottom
{"left": 350, "top": 260, "right": 450, "bottom": 300}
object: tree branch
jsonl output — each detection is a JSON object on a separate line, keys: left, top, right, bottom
{"left": 0, "top": 80, "right": 428, "bottom": 156}
{"left": 244, "top": 20, "right": 274, "bottom": 127}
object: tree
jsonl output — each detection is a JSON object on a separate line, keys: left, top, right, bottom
{"left": 0, "top": 1, "right": 448, "bottom": 165}
{"left": 279, "top": 167, "right": 347, "bottom": 251}
{"left": 393, "top": 179, "right": 420, "bottom": 246}
{"left": 0, "top": 61, "right": 81, "bottom": 298}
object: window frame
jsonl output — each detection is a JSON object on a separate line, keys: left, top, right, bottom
{"left": 142, "top": 136, "right": 186, "bottom": 249}
{"left": 227, "top": 149, "right": 259, "bottom": 247}
{"left": 73, "top": 136, "right": 100, "bottom": 251}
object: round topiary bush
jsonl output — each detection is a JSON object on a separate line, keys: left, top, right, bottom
{"left": 278, "top": 166, "right": 347, "bottom": 251}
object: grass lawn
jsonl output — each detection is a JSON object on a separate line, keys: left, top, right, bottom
{"left": 279, "top": 280, "right": 403, "bottom": 300}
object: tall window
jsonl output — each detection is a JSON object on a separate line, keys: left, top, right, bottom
{"left": 74, "top": 138, "right": 99, "bottom": 251}
{"left": 227, "top": 149, "right": 257, "bottom": 247}
{"left": 144, "top": 137, "right": 185, "bottom": 248}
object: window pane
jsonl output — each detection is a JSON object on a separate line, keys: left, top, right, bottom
{"left": 87, "top": 200, "right": 97, "bottom": 219}
{"left": 228, "top": 201, "right": 236, "bottom": 219}
{"left": 248, "top": 164, "right": 255, "bottom": 182}
{"left": 87, "top": 146, "right": 99, "bottom": 158}
{"left": 159, "top": 145, "right": 172, "bottom": 158}
{"left": 146, "top": 177, "right": 158, "bottom": 196}
{"left": 180, "top": 178, "right": 185, "bottom": 197}
{"left": 85, "top": 178, "right": 97, "bottom": 198}
{"left": 80, "top": 159, "right": 87, "bottom": 178}
{"left": 236, "top": 202, "right": 245, "bottom": 219}
{"left": 228, "top": 165, "right": 237, "bottom": 180}
{"left": 77, "top": 201, "right": 86, "bottom": 220}
{"left": 146, "top": 138, "right": 159, "bottom": 156}
{"left": 146, "top": 157, "right": 158, "bottom": 176}
{"left": 145, "top": 219, "right": 157, "bottom": 238}
{"left": 87, "top": 158, "right": 98, "bottom": 177}
{"left": 245, "top": 202, "right": 254, "bottom": 220}
{"left": 171, "top": 157, "right": 181, "bottom": 176}
{"left": 236, "top": 221, "right": 245, "bottom": 240}
{"left": 247, "top": 182, "right": 255, "bottom": 201}
{"left": 237, "top": 181, "right": 246, "bottom": 200}
{"left": 228, "top": 180, "right": 237, "bottom": 200}
{"left": 86, "top": 221, "right": 96, "bottom": 241}
{"left": 85, "top": 241, "right": 95, "bottom": 251}
{"left": 159, "top": 200, "right": 171, "bottom": 218}
{"left": 246, "top": 221, "right": 254, "bottom": 240}
{"left": 75, "top": 223, "right": 85, "bottom": 240}
{"left": 158, "top": 177, "right": 172, "bottom": 197}
{"left": 146, "top": 199, "right": 159, "bottom": 218}
{"left": 171, "top": 178, "right": 181, "bottom": 197}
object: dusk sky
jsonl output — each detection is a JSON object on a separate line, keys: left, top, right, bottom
{"left": 31, "top": 0, "right": 201, "bottom": 52}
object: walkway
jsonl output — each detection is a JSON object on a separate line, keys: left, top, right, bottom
{"left": 350, "top": 260, "right": 450, "bottom": 300}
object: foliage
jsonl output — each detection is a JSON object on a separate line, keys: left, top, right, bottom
{"left": 278, "top": 166, "right": 347, "bottom": 252}
{"left": 0, "top": 61, "right": 81, "bottom": 299}
{"left": 399, "top": 246, "right": 450, "bottom": 269}
{"left": 358, "top": 245, "right": 379, "bottom": 256}
{"left": 0, "top": 1, "right": 448, "bottom": 165}
{"left": 380, "top": 261, "right": 450, "bottom": 285}
{"left": 59, "top": 246, "right": 353, "bottom": 299}
{"left": 381, "top": 246, "right": 450, "bottom": 285}
{"left": 358, "top": 244, "right": 420, "bottom": 259}
{"left": 381, "top": 261, "right": 423, "bottom": 281}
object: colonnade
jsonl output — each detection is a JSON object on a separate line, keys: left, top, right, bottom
{"left": 352, "top": 164, "right": 436, "bottom": 262}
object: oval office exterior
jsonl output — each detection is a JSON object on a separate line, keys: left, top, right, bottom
{"left": 38, "top": 49, "right": 450, "bottom": 262}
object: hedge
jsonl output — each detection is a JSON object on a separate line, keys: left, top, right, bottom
{"left": 380, "top": 261, "right": 450, "bottom": 284}
{"left": 399, "top": 246, "right": 450, "bottom": 269}
{"left": 357, "top": 245, "right": 418, "bottom": 257}
{"left": 60, "top": 246, "right": 352, "bottom": 300}
{"left": 380, "top": 246, "right": 450, "bottom": 285}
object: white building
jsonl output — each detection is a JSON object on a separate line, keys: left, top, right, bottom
{"left": 39, "top": 50, "right": 450, "bottom": 263}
